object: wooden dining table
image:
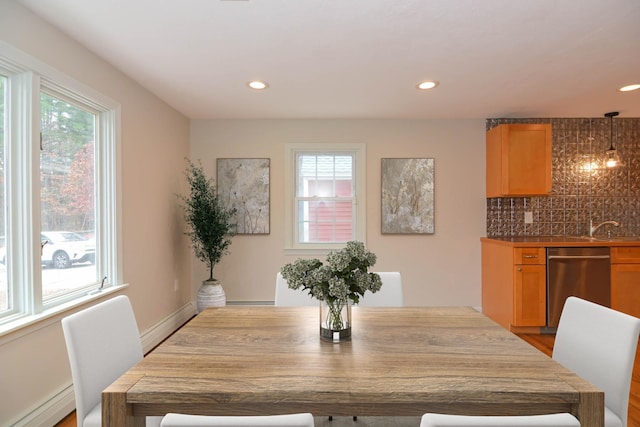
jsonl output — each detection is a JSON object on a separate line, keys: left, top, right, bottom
{"left": 102, "top": 306, "right": 604, "bottom": 427}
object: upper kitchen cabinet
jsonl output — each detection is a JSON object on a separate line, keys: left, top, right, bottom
{"left": 486, "top": 123, "right": 552, "bottom": 197}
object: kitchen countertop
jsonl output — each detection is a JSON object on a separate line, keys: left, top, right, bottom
{"left": 481, "top": 236, "right": 640, "bottom": 247}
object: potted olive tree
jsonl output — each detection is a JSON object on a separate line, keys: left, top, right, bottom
{"left": 180, "top": 159, "right": 236, "bottom": 311}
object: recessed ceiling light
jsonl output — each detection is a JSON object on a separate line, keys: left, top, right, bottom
{"left": 247, "top": 80, "right": 269, "bottom": 90}
{"left": 619, "top": 84, "right": 640, "bottom": 92}
{"left": 416, "top": 80, "right": 439, "bottom": 90}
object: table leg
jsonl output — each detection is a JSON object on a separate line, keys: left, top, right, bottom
{"left": 102, "top": 373, "right": 145, "bottom": 427}
{"left": 558, "top": 372, "right": 605, "bottom": 427}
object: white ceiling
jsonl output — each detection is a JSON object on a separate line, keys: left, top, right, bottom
{"left": 18, "top": 0, "right": 640, "bottom": 120}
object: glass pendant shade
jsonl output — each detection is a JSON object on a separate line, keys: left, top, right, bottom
{"left": 605, "top": 148, "right": 619, "bottom": 168}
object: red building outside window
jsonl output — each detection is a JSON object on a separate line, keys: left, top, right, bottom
{"left": 296, "top": 154, "right": 354, "bottom": 243}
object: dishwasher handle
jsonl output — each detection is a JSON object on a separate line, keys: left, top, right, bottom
{"left": 547, "top": 255, "right": 610, "bottom": 260}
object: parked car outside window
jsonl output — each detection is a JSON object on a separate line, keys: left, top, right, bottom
{"left": 40, "top": 231, "right": 95, "bottom": 269}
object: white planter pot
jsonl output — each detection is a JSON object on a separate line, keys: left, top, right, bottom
{"left": 197, "top": 280, "right": 226, "bottom": 312}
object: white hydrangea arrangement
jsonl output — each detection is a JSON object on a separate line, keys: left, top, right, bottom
{"left": 280, "top": 241, "right": 382, "bottom": 306}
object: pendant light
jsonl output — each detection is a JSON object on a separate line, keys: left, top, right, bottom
{"left": 604, "top": 111, "right": 620, "bottom": 168}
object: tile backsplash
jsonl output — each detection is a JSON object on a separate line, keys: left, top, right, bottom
{"left": 486, "top": 117, "right": 640, "bottom": 238}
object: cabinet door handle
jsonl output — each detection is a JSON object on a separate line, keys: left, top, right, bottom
{"left": 517, "top": 267, "right": 522, "bottom": 272}
{"left": 547, "top": 255, "right": 610, "bottom": 260}
{"left": 523, "top": 255, "right": 538, "bottom": 259}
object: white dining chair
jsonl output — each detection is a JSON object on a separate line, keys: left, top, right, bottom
{"left": 161, "top": 412, "right": 315, "bottom": 427}
{"left": 552, "top": 296, "right": 640, "bottom": 427}
{"left": 419, "top": 413, "right": 580, "bottom": 427}
{"left": 356, "top": 272, "right": 403, "bottom": 306}
{"left": 275, "top": 272, "right": 318, "bottom": 306}
{"left": 420, "top": 296, "right": 640, "bottom": 427}
{"left": 61, "top": 295, "right": 163, "bottom": 427}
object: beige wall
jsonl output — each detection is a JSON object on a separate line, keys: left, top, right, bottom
{"left": 0, "top": 2, "right": 192, "bottom": 425}
{"left": 0, "top": 3, "right": 487, "bottom": 423}
{"left": 190, "top": 119, "right": 486, "bottom": 306}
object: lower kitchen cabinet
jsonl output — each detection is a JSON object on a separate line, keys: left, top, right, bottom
{"left": 611, "top": 247, "right": 640, "bottom": 318}
{"left": 514, "top": 263, "right": 546, "bottom": 326}
{"left": 483, "top": 239, "right": 640, "bottom": 334}
{"left": 482, "top": 240, "right": 546, "bottom": 331}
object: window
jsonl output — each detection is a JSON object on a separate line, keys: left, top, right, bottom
{"left": 285, "top": 143, "right": 366, "bottom": 252}
{"left": 296, "top": 154, "right": 354, "bottom": 242}
{"left": 0, "top": 43, "right": 121, "bottom": 328}
{"left": 0, "top": 74, "right": 6, "bottom": 312}
{"left": 40, "top": 93, "right": 97, "bottom": 302}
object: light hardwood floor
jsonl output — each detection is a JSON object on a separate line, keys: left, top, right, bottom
{"left": 55, "top": 333, "right": 640, "bottom": 427}
{"left": 54, "top": 412, "right": 75, "bottom": 427}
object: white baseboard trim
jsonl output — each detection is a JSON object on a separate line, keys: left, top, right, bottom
{"left": 226, "top": 300, "right": 273, "bottom": 306}
{"left": 8, "top": 302, "right": 196, "bottom": 427}
{"left": 141, "top": 301, "right": 196, "bottom": 353}
{"left": 8, "top": 385, "right": 75, "bottom": 427}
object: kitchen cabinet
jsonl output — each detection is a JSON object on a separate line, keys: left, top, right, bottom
{"left": 482, "top": 240, "right": 546, "bottom": 331}
{"left": 514, "top": 248, "right": 546, "bottom": 326}
{"left": 486, "top": 123, "right": 552, "bottom": 197}
{"left": 611, "top": 247, "right": 640, "bottom": 318}
{"left": 483, "top": 237, "right": 640, "bottom": 334}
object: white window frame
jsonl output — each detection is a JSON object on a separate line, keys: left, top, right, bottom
{"left": 285, "top": 143, "right": 366, "bottom": 254}
{"left": 0, "top": 42, "right": 122, "bottom": 333}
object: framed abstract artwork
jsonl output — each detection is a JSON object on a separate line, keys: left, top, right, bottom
{"left": 217, "top": 158, "right": 270, "bottom": 234}
{"left": 381, "top": 158, "right": 434, "bottom": 234}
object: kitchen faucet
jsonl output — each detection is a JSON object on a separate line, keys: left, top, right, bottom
{"left": 589, "top": 219, "right": 621, "bottom": 237}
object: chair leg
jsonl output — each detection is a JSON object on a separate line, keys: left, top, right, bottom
{"left": 329, "top": 416, "right": 332, "bottom": 421}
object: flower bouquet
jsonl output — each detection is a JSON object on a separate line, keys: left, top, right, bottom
{"left": 280, "top": 241, "right": 382, "bottom": 341}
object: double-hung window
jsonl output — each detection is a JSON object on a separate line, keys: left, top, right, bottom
{"left": 0, "top": 43, "right": 121, "bottom": 329}
{"left": 285, "top": 143, "right": 366, "bottom": 253}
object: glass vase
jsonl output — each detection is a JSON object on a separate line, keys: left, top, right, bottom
{"left": 320, "top": 299, "right": 352, "bottom": 343}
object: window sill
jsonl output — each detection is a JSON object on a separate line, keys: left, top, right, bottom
{"left": 284, "top": 248, "right": 333, "bottom": 257}
{"left": 0, "top": 283, "right": 129, "bottom": 345}
{"left": 284, "top": 241, "right": 368, "bottom": 257}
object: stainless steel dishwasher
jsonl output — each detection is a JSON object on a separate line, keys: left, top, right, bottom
{"left": 546, "top": 247, "right": 611, "bottom": 328}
